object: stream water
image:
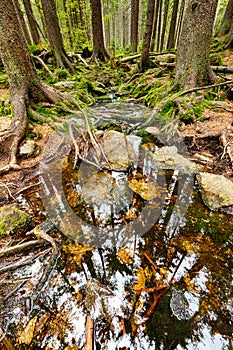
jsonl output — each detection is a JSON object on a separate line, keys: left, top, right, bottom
{"left": 0, "top": 103, "right": 232, "bottom": 349}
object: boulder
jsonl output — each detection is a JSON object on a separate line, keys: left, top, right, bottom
{"left": 196, "top": 172, "right": 233, "bottom": 210}
{"left": 101, "top": 130, "right": 137, "bottom": 170}
{"left": 151, "top": 146, "right": 202, "bottom": 173}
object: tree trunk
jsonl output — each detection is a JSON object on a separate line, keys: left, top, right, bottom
{"left": 140, "top": 0, "right": 155, "bottom": 71}
{"left": 0, "top": 0, "right": 64, "bottom": 172}
{"left": 218, "top": 0, "right": 233, "bottom": 36}
{"left": 12, "top": 0, "right": 32, "bottom": 46}
{"left": 175, "top": 0, "right": 218, "bottom": 89}
{"left": 22, "top": 0, "right": 40, "bottom": 44}
{"left": 160, "top": 0, "right": 170, "bottom": 51}
{"left": 150, "top": 0, "right": 160, "bottom": 52}
{"left": 130, "top": 0, "right": 139, "bottom": 52}
{"left": 167, "top": 0, "right": 179, "bottom": 50}
{"left": 41, "top": 0, "right": 75, "bottom": 71}
{"left": 90, "top": 0, "right": 110, "bottom": 62}
{"left": 225, "top": 21, "right": 233, "bottom": 48}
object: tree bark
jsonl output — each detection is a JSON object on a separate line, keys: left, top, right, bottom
{"left": 22, "top": 0, "right": 40, "bottom": 44}
{"left": 90, "top": 0, "right": 110, "bottom": 62}
{"left": 130, "top": 0, "right": 139, "bottom": 52}
{"left": 175, "top": 0, "right": 218, "bottom": 89}
{"left": 167, "top": 0, "right": 179, "bottom": 50}
{"left": 218, "top": 0, "right": 233, "bottom": 36}
{"left": 12, "top": 0, "right": 32, "bottom": 46}
{"left": 140, "top": 0, "right": 155, "bottom": 71}
{"left": 41, "top": 0, "right": 75, "bottom": 71}
{"left": 0, "top": 0, "right": 64, "bottom": 172}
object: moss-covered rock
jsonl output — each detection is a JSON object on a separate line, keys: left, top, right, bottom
{"left": 0, "top": 205, "right": 30, "bottom": 236}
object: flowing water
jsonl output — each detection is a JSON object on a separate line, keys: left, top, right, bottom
{"left": 0, "top": 103, "right": 232, "bottom": 349}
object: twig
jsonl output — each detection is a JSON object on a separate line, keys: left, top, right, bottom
{"left": 0, "top": 326, "right": 15, "bottom": 350}
{"left": 32, "top": 55, "right": 55, "bottom": 79}
{"left": 0, "top": 182, "right": 16, "bottom": 201}
{"left": 85, "top": 315, "right": 94, "bottom": 350}
{"left": 14, "top": 182, "right": 41, "bottom": 195}
{"left": 0, "top": 239, "right": 44, "bottom": 257}
{"left": 143, "top": 252, "right": 159, "bottom": 270}
{"left": 137, "top": 291, "right": 164, "bottom": 330}
{"left": 0, "top": 248, "right": 51, "bottom": 274}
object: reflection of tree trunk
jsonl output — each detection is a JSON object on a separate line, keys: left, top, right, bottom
{"left": 175, "top": 0, "right": 218, "bottom": 89}
{"left": 41, "top": 0, "right": 75, "bottom": 71}
{"left": 13, "top": 0, "right": 32, "bottom": 46}
{"left": 22, "top": 0, "right": 40, "bottom": 44}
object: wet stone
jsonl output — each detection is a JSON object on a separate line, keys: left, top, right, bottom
{"left": 196, "top": 172, "right": 233, "bottom": 210}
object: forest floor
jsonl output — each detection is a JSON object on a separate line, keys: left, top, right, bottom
{"left": 0, "top": 48, "right": 232, "bottom": 191}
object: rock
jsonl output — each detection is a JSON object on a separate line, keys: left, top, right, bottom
{"left": 196, "top": 172, "right": 233, "bottom": 210}
{"left": 156, "top": 53, "right": 176, "bottom": 63}
{"left": 0, "top": 205, "right": 30, "bottom": 236}
{"left": 145, "top": 126, "right": 160, "bottom": 135}
{"left": 151, "top": 146, "right": 202, "bottom": 173}
{"left": 54, "top": 81, "right": 76, "bottom": 88}
{"left": 101, "top": 130, "right": 137, "bottom": 170}
{"left": 19, "top": 140, "right": 38, "bottom": 157}
{"left": 128, "top": 177, "right": 161, "bottom": 200}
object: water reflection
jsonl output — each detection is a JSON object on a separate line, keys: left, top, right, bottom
{"left": 0, "top": 103, "right": 232, "bottom": 349}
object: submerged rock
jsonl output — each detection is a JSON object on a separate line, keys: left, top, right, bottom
{"left": 0, "top": 205, "right": 30, "bottom": 236}
{"left": 101, "top": 130, "right": 137, "bottom": 171}
{"left": 196, "top": 172, "right": 233, "bottom": 210}
{"left": 150, "top": 146, "right": 202, "bottom": 173}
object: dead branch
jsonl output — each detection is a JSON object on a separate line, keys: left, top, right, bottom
{"left": 0, "top": 248, "right": 51, "bottom": 274}
{"left": 32, "top": 55, "right": 55, "bottom": 79}
{"left": 0, "top": 327, "right": 15, "bottom": 350}
{"left": 27, "top": 226, "right": 58, "bottom": 255}
{"left": 85, "top": 315, "right": 94, "bottom": 350}
{"left": 0, "top": 239, "right": 44, "bottom": 257}
{"left": 73, "top": 53, "right": 90, "bottom": 69}
{"left": 220, "top": 129, "right": 233, "bottom": 166}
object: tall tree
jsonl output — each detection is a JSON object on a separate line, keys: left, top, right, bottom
{"left": 140, "top": 0, "right": 155, "bottom": 70}
{"left": 0, "top": 0, "right": 66, "bottom": 174}
{"left": 167, "top": 0, "right": 180, "bottom": 50}
{"left": 218, "top": 0, "right": 233, "bottom": 36}
{"left": 90, "top": 0, "right": 110, "bottom": 62}
{"left": 175, "top": 0, "right": 218, "bottom": 89}
{"left": 160, "top": 0, "right": 170, "bottom": 51}
{"left": 41, "top": 0, "right": 74, "bottom": 71}
{"left": 13, "top": 0, "right": 32, "bottom": 46}
{"left": 22, "top": 0, "right": 40, "bottom": 44}
{"left": 130, "top": 0, "right": 139, "bottom": 52}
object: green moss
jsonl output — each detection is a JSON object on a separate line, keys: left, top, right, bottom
{"left": 0, "top": 205, "right": 30, "bottom": 236}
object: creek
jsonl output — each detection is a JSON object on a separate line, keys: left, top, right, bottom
{"left": 0, "top": 103, "right": 232, "bottom": 350}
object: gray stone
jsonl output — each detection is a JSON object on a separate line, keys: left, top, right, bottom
{"left": 19, "top": 140, "right": 38, "bottom": 156}
{"left": 101, "top": 130, "right": 137, "bottom": 171}
{"left": 196, "top": 172, "right": 233, "bottom": 210}
{"left": 151, "top": 146, "right": 202, "bottom": 173}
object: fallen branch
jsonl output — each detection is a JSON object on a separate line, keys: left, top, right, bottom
{"left": 0, "top": 239, "right": 44, "bottom": 257}
{"left": 32, "top": 55, "right": 55, "bottom": 79}
{"left": 85, "top": 315, "right": 94, "bottom": 350}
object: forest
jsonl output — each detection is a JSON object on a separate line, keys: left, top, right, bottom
{"left": 0, "top": 0, "right": 232, "bottom": 349}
